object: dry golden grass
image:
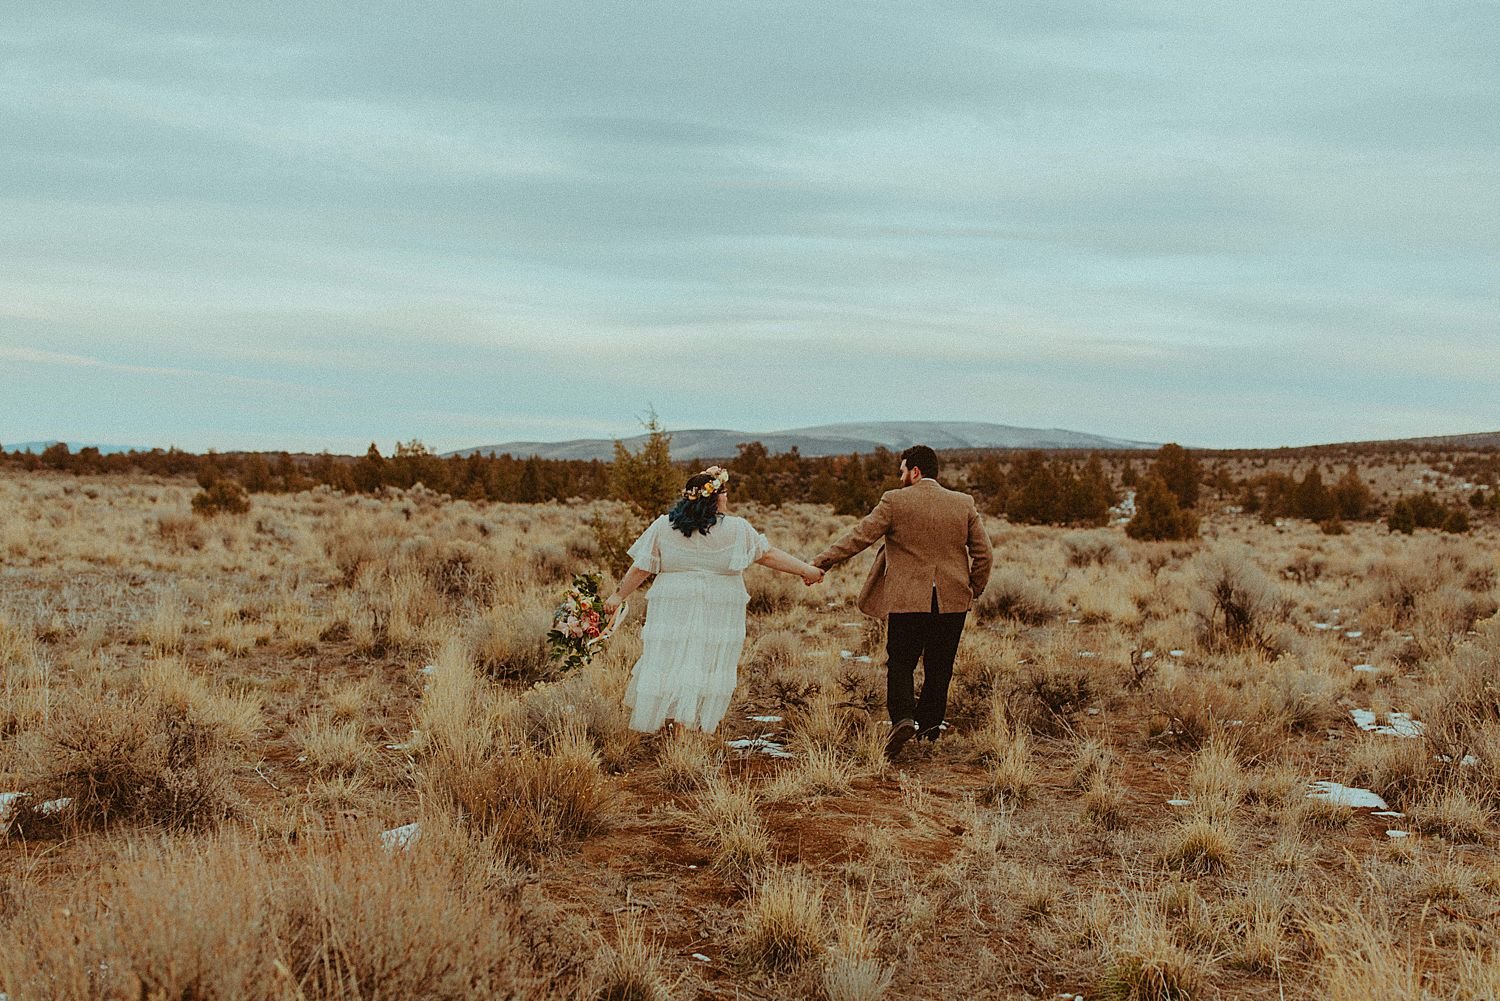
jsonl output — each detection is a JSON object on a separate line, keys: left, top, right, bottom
{"left": 737, "top": 865, "right": 829, "bottom": 971}
{"left": 1, "top": 468, "right": 1497, "bottom": 999}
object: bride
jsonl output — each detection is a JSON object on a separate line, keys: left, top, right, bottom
{"left": 602, "top": 466, "right": 823, "bottom": 734}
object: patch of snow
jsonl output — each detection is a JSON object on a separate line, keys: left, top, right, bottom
{"left": 1345, "top": 630, "right": 1363, "bottom": 639}
{"left": 1435, "top": 754, "right": 1480, "bottom": 767}
{"left": 1075, "top": 651, "right": 1097, "bottom": 659}
{"left": 1372, "top": 811, "right": 1405, "bottom": 819}
{"left": 1352, "top": 664, "right": 1377, "bottom": 674}
{"left": 1086, "top": 708, "right": 1101, "bottom": 716}
{"left": 692, "top": 953, "right": 711, "bottom": 963}
{"left": 0, "top": 792, "right": 27, "bottom": 823}
{"left": 1313, "top": 622, "right": 1332, "bottom": 630}
{"left": 1306, "top": 781, "right": 1388, "bottom": 810}
{"left": 1386, "top": 830, "right": 1409, "bottom": 839}
{"left": 1351, "top": 709, "right": 1425, "bottom": 738}
{"left": 725, "top": 738, "right": 794, "bottom": 759}
{"left": 419, "top": 663, "right": 437, "bottom": 676}
{"left": 1141, "top": 650, "right": 1155, "bottom": 659}
{"left": 1066, "top": 618, "right": 1082, "bottom": 625}
{"left": 38, "top": 797, "right": 71, "bottom": 816}
{"left": 1168, "top": 650, "right": 1185, "bottom": 658}
{"left": 380, "top": 822, "right": 422, "bottom": 852}
{"left": 1167, "top": 798, "right": 1193, "bottom": 807}
{"left": 747, "top": 715, "right": 784, "bottom": 724}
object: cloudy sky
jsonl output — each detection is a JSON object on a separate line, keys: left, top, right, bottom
{"left": 2, "top": 2, "right": 1496, "bottom": 453}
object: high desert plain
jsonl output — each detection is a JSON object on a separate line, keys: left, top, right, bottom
{"left": 1, "top": 441, "right": 1499, "bottom": 1001}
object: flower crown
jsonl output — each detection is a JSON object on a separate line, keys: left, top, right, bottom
{"left": 684, "top": 466, "right": 730, "bottom": 500}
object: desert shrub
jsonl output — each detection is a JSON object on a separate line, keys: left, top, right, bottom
{"left": 683, "top": 777, "right": 771, "bottom": 883}
{"left": 191, "top": 479, "right": 250, "bottom": 517}
{"left": 421, "top": 540, "right": 497, "bottom": 604}
{"left": 657, "top": 730, "right": 719, "bottom": 792}
{"left": 1407, "top": 787, "right": 1493, "bottom": 842}
{"left": 977, "top": 701, "right": 1035, "bottom": 804}
{"left": 1193, "top": 548, "right": 1287, "bottom": 651}
{"left": 520, "top": 669, "right": 632, "bottom": 761}
{"left": 750, "top": 628, "right": 802, "bottom": 671}
{"left": 1006, "top": 660, "right": 1091, "bottom": 736}
{"left": 1063, "top": 529, "right": 1127, "bottom": 567}
{"left": 1163, "top": 817, "right": 1235, "bottom": 875}
{"left": 1082, "top": 775, "right": 1130, "bottom": 830}
{"left": 1345, "top": 736, "right": 1434, "bottom": 809}
{"left": 284, "top": 837, "right": 592, "bottom": 999}
{"left": 1306, "top": 903, "right": 1429, "bottom": 1001}
{"left": 19, "top": 684, "right": 246, "bottom": 831}
{"left": 746, "top": 568, "right": 804, "bottom": 615}
{"left": 423, "top": 724, "right": 613, "bottom": 855}
{"left": 588, "top": 507, "right": 647, "bottom": 581}
{"left": 294, "top": 713, "right": 375, "bottom": 777}
{"left": 821, "top": 893, "right": 895, "bottom": 1001}
{"left": 155, "top": 513, "right": 206, "bottom": 551}
{"left": 1365, "top": 546, "right": 1496, "bottom": 632}
{"left": 594, "top": 911, "right": 674, "bottom": 1001}
{"left": 1099, "top": 907, "right": 1209, "bottom": 1001}
{"left": 469, "top": 597, "right": 552, "bottom": 678}
{"left": 974, "top": 567, "right": 1062, "bottom": 624}
{"left": 0, "top": 617, "right": 48, "bottom": 742}
{"left": 324, "top": 520, "right": 396, "bottom": 586}
{"left": 738, "top": 866, "right": 828, "bottom": 971}
{"left": 1148, "top": 674, "right": 1244, "bottom": 750}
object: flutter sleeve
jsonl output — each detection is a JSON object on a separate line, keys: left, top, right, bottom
{"left": 627, "top": 516, "right": 667, "bottom": 574}
{"left": 729, "top": 517, "right": 772, "bottom": 572}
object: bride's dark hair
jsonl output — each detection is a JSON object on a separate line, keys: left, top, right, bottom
{"left": 667, "top": 472, "right": 725, "bottom": 537}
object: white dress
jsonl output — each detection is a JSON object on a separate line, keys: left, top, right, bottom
{"left": 622, "top": 514, "right": 770, "bottom": 732}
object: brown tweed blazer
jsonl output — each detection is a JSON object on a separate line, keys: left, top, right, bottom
{"left": 812, "top": 479, "right": 993, "bottom": 618}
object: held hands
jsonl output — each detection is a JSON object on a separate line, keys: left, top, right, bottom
{"left": 801, "top": 565, "right": 825, "bottom": 587}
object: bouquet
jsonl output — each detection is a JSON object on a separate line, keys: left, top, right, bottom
{"left": 547, "top": 572, "right": 624, "bottom": 671}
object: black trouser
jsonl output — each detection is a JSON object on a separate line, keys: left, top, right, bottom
{"left": 885, "top": 590, "right": 967, "bottom": 739}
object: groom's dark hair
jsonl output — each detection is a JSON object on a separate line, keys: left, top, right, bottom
{"left": 900, "top": 445, "right": 939, "bottom": 479}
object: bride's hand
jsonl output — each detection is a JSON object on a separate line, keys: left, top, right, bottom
{"left": 603, "top": 593, "right": 622, "bottom": 617}
{"left": 801, "top": 567, "right": 824, "bottom": 586}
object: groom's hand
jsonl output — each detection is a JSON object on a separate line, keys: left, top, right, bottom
{"left": 801, "top": 567, "right": 825, "bottom": 586}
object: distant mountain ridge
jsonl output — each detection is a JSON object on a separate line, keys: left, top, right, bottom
{"left": 446, "top": 421, "right": 1161, "bottom": 462}
{"left": 1344, "top": 430, "right": 1500, "bottom": 450}
{"left": 3, "top": 440, "right": 148, "bottom": 455}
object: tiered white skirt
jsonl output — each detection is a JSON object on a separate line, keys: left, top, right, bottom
{"left": 623, "top": 570, "right": 749, "bottom": 732}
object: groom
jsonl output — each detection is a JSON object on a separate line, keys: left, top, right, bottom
{"left": 812, "top": 445, "right": 993, "bottom": 759}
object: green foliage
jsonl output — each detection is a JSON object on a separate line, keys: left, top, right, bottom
{"left": 1126, "top": 475, "right": 1200, "bottom": 541}
{"left": 1407, "top": 491, "right": 1446, "bottom": 528}
{"left": 353, "top": 443, "right": 386, "bottom": 493}
{"left": 1441, "top": 507, "right": 1470, "bottom": 534}
{"left": 588, "top": 507, "right": 646, "bottom": 581}
{"left": 546, "top": 573, "right": 609, "bottom": 673}
{"left": 1331, "top": 467, "right": 1372, "bottom": 519}
{"left": 1002, "top": 452, "right": 1114, "bottom": 526}
{"left": 1387, "top": 499, "right": 1416, "bottom": 534}
{"left": 1149, "top": 443, "right": 1200, "bottom": 509}
{"left": 1290, "top": 468, "right": 1334, "bottom": 522}
{"left": 833, "top": 453, "right": 879, "bottom": 516}
{"left": 608, "top": 412, "right": 680, "bottom": 517}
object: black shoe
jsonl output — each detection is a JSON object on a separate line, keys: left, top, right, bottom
{"left": 885, "top": 718, "right": 917, "bottom": 760}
